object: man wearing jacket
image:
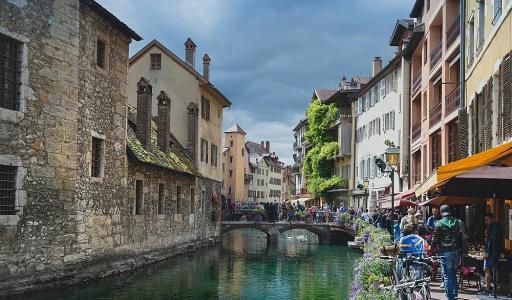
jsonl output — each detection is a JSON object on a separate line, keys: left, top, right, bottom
{"left": 480, "top": 213, "right": 504, "bottom": 295}
{"left": 431, "top": 205, "right": 466, "bottom": 300}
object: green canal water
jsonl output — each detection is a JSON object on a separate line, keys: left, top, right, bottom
{"left": 14, "top": 229, "right": 359, "bottom": 300}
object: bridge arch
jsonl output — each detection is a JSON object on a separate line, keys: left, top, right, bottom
{"left": 277, "top": 224, "right": 329, "bottom": 243}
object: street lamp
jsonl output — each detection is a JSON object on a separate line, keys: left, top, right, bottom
{"left": 363, "top": 178, "right": 369, "bottom": 189}
{"left": 375, "top": 146, "right": 400, "bottom": 241}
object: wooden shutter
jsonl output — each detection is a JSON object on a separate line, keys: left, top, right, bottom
{"left": 484, "top": 78, "right": 493, "bottom": 150}
{"left": 206, "top": 99, "right": 211, "bottom": 121}
{"left": 205, "top": 140, "right": 208, "bottom": 163}
{"left": 459, "top": 107, "right": 469, "bottom": 158}
{"left": 200, "top": 138, "right": 205, "bottom": 162}
{"left": 470, "top": 101, "right": 478, "bottom": 155}
{"left": 502, "top": 52, "right": 511, "bottom": 140}
{"left": 201, "top": 96, "right": 206, "bottom": 119}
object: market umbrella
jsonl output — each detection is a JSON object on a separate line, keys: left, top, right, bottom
{"left": 439, "top": 165, "right": 512, "bottom": 298}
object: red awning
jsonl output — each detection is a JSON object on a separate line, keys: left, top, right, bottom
{"left": 398, "top": 187, "right": 416, "bottom": 200}
{"left": 380, "top": 199, "right": 418, "bottom": 209}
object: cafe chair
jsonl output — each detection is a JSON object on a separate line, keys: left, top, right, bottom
{"left": 459, "top": 255, "right": 481, "bottom": 291}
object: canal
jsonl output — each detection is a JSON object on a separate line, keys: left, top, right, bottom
{"left": 13, "top": 229, "right": 359, "bottom": 300}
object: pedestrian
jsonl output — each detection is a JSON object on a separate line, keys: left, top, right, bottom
{"left": 362, "top": 209, "right": 371, "bottom": 223}
{"left": 427, "top": 207, "right": 442, "bottom": 228}
{"left": 400, "top": 207, "right": 418, "bottom": 232}
{"left": 332, "top": 203, "right": 338, "bottom": 213}
{"left": 340, "top": 203, "right": 346, "bottom": 213}
{"left": 431, "top": 205, "right": 465, "bottom": 300}
{"left": 479, "top": 213, "right": 504, "bottom": 296}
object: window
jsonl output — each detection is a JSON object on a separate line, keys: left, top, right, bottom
{"left": 0, "top": 165, "right": 16, "bottom": 215}
{"left": 158, "top": 184, "right": 164, "bottom": 214}
{"left": 229, "top": 156, "right": 233, "bottom": 164}
{"left": 468, "top": 15, "right": 475, "bottom": 66}
{"left": 448, "top": 122, "right": 459, "bottom": 163}
{"left": 91, "top": 137, "right": 103, "bottom": 177}
{"left": 0, "top": 34, "right": 22, "bottom": 111}
{"left": 201, "top": 96, "right": 210, "bottom": 121}
{"left": 478, "top": 1, "right": 485, "bottom": 52}
{"left": 135, "top": 180, "right": 143, "bottom": 215}
{"left": 190, "top": 188, "right": 195, "bottom": 213}
{"left": 96, "top": 39, "right": 106, "bottom": 69}
{"left": 150, "top": 53, "right": 161, "bottom": 69}
{"left": 228, "top": 186, "right": 232, "bottom": 194}
{"left": 229, "top": 170, "right": 233, "bottom": 178}
{"left": 200, "top": 138, "right": 208, "bottom": 163}
{"left": 211, "top": 144, "right": 217, "bottom": 167}
{"left": 241, "top": 148, "right": 244, "bottom": 157}
{"left": 222, "top": 163, "right": 225, "bottom": 173}
{"left": 423, "top": 40, "right": 428, "bottom": 65}
{"left": 380, "top": 78, "right": 386, "bottom": 97}
{"left": 493, "top": 0, "right": 502, "bottom": 24}
{"left": 176, "top": 186, "right": 182, "bottom": 213}
{"left": 370, "top": 90, "right": 375, "bottom": 106}
{"left": 229, "top": 140, "right": 233, "bottom": 147}
{"left": 431, "top": 134, "right": 439, "bottom": 171}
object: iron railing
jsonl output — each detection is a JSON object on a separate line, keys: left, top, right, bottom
{"left": 445, "top": 87, "right": 460, "bottom": 115}
{"left": 430, "top": 40, "right": 443, "bottom": 71}
{"left": 446, "top": 14, "right": 460, "bottom": 49}
{"left": 412, "top": 68, "right": 422, "bottom": 93}
{"left": 429, "top": 102, "right": 443, "bottom": 128}
{"left": 412, "top": 120, "right": 421, "bottom": 142}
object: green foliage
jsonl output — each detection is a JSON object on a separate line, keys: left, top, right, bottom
{"left": 384, "top": 139, "right": 395, "bottom": 147}
{"left": 303, "top": 100, "right": 346, "bottom": 194}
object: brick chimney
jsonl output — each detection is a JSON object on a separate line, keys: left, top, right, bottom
{"left": 157, "top": 91, "right": 171, "bottom": 154}
{"left": 261, "top": 141, "right": 264, "bottom": 149}
{"left": 187, "top": 102, "right": 199, "bottom": 163}
{"left": 136, "top": 77, "right": 153, "bottom": 148}
{"left": 202, "top": 54, "right": 211, "bottom": 81}
{"left": 372, "top": 57, "right": 382, "bottom": 76}
{"left": 266, "top": 141, "right": 270, "bottom": 153}
{"left": 185, "top": 38, "right": 196, "bottom": 69}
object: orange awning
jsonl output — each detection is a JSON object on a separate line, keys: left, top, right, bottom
{"left": 415, "top": 141, "right": 512, "bottom": 197}
{"left": 418, "top": 196, "right": 486, "bottom": 206}
{"left": 380, "top": 199, "right": 417, "bottom": 208}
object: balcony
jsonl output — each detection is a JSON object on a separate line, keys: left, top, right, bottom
{"left": 430, "top": 40, "right": 443, "bottom": 71}
{"left": 412, "top": 68, "right": 422, "bottom": 93}
{"left": 446, "top": 14, "right": 460, "bottom": 50}
{"left": 293, "top": 141, "right": 299, "bottom": 150}
{"left": 292, "top": 166, "right": 301, "bottom": 175}
{"left": 445, "top": 87, "right": 460, "bottom": 116}
{"left": 429, "top": 102, "right": 443, "bottom": 128}
{"left": 412, "top": 120, "right": 421, "bottom": 142}
{"left": 244, "top": 174, "right": 253, "bottom": 184}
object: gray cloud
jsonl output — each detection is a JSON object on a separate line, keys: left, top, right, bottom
{"left": 98, "top": 0, "right": 412, "bottom": 164}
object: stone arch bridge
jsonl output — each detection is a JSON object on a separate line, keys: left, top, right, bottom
{"left": 220, "top": 221, "right": 356, "bottom": 244}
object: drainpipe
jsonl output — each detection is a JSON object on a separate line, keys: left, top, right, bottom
{"left": 459, "top": 0, "right": 466, "bottom": 110}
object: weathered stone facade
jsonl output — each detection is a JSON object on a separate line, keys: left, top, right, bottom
{"left": 0, "top": 0, "right": 220, "bottom": 296}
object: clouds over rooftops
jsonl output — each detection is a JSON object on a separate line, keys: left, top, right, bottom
{"left": 99, "top": 0, "right": 412, "bottom": 164}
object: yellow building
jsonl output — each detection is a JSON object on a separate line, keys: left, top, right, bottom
{"left": 128, "top": 39, "right": 231, "bottom": 181}
{"left": 222, "top": 123, "right": 247, "bottom": 202}
{"left": 465, "top": 0, "right": 511, "bottom": 152}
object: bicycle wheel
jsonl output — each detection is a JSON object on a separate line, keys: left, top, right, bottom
{"left": 420, "top": 285, "right": 432, "bottom": 300}
{"left": 406, "top": 289, "right": 416, "bottom": 300}
{"left": 391, "top": 267, "right": 400, "bottom": 286}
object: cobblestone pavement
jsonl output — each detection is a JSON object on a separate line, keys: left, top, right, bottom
{"left": 429, "top": 280, "right": 511, "bottom": 299}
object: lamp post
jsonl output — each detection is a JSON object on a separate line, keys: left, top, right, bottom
{"left": 375, "top": 146, "right": 400, "bottom": 240}
{"left": 363, "top": 178, "right": 369, "bottom": 208}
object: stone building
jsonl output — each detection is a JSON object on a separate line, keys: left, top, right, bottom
{"left": 0, "top": 0, "right": 222, "bottom": 296}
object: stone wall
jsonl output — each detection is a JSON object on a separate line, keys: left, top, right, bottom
{"left": 0, "top": 0, "right": 82, "bottom": 294}
{"left": 0, "top": 0, "right": 220, "bottom": 296}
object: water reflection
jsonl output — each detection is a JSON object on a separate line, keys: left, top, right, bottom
{"left": 13, "top": 229, "right": 357, "bottom": 300}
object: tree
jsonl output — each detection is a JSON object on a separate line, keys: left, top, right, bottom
{"left": 303, "top": 99, "right": 347, "bottom": 195}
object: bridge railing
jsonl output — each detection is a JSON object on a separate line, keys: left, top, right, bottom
{"left": 221, "top": 209, "right": 279, "bottom": 222}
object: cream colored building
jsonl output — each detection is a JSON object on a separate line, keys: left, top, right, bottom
{"left": 221, "top": 123, "right": 247, "bottom": 202}
{"left": 465, "top": 0, "right": 511, "bottom": 152}
{"left": 128, "top": 39, "right": 231, "bottom": 181}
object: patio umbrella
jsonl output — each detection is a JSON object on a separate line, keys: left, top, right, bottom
{"left": 439, "top": 165, "right": 512, "bottom": 298}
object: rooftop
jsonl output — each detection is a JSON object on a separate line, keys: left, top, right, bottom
{"left": 224, "top": 123, "right": 247, "bottom": 134}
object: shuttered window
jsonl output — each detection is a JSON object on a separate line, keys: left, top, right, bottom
{"left": 501, "top": 52, "right": 511, "bottom": 141}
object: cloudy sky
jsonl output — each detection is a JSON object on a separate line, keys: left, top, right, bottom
{"left": 99, "top": 0, "right": 412, "bottom": 165}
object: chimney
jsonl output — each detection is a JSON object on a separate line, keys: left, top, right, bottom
{"left": 136, "top": 77, "right": 153, "bottom": 148}
{"left": 184, "top": 38, "right": 197, "bottom": 68}
{"left": 372, "top": 57, "right": 382, "bottom": 76}
{"left": 187, "top": 102, "right": 199, "bottom": 163}
{"left": 266, "top": 141, "right": 270, "bottom": 153}
{"left": 202, "top": 54, "right": 211, "bottom": 81}
{"left": 261, "top": 141, "right": 264, "bottom": 149}
{"left": 157, "top": 91, "right": 171, "bottom": 154}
